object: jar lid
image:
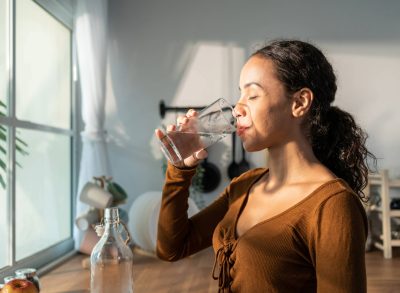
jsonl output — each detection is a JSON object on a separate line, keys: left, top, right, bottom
{"left": 3, "top": 275, "right": 16, "bottom": 283}
{"left": 15, "top": 268, "right": 37, "bottom": 278}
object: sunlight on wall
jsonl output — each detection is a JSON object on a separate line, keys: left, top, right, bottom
{"left": 172, "top": 42, "right": 245, "bottom": 107}
{"left": 326, "top": 42, "right": 400, "bottom": 177}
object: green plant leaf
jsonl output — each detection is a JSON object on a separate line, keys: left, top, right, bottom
{"left": 0, "top": 175, "right": 5, "bottom": 189}
{"left": 0, "top": 144, "right": 6, "bottom": 155}
{"left": 0, "top": 158, "right": 6, "bottom": 171}
{"left": 16, "top": 137, "right": 28, "bottom": 147}
{"left": 15, "top": 144, "right": 29, "bottom": 155}
{"left": 107, "top": 182, "right": 128, "bottom": 204}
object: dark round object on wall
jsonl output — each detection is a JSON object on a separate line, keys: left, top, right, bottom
{"left": 200, "top": 158, "right": 221, "bottom": 193}
{"left": 390, "top": 199, "right": 400, "bottom": 210}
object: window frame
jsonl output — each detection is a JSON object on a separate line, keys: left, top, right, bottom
{"left": 0, "top": 0, "right": 79, "bottom": 278}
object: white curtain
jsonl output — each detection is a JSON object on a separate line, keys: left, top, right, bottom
{"left": 74, "top": 0, "right": 110, "bottom": 249}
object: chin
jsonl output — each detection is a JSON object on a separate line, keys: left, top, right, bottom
{"left": 242, "top": 141, "right": 265, "bottom": 152}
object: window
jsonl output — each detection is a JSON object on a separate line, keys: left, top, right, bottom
{"left": 0, "top": 0, "right": 10, "bottom": 270}
{"left": 0, "top": 0, "right": 77, "bottom": 277}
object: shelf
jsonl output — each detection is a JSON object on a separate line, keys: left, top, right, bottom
{"left": 378, "top": 236, "right": 400, "bottom": 246}
{"left": 390, "top": 210, "right": 400, "bottom": 217}
{"left": 390, "top": 179, "right": 400, "bottom": 188}
{"left": 370, "top": 206, "right": 400, "bottom": 217}
{"left": 369, "top": 178, "right": 400, "bottom": 188}
{"left": 367, "top": 170, "right": 397, "bottom": 258}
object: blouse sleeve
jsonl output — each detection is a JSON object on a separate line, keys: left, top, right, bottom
{"left": 156, "top": 163, "right": 231, "bottom": 261}
{"left": 310, "top": 191, "right": 368, "bottom": 293}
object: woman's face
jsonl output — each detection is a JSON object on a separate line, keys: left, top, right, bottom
{"left": 236, "top": 55, "right": 297, "bottom": 152}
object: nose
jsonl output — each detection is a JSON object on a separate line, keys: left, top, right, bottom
{"left": 233, "top": 102, "right": 249, "bottom": 119}
{"left": 233, "top": 102, "right": 253, "bottom": 128}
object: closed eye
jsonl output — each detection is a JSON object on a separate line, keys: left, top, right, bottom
{"left": 248, "top": 96, "right": 258, "bottom": 100}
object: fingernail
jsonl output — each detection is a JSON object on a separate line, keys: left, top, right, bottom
{"left": 197, "top": 151, "right": 207, "bottom": 160}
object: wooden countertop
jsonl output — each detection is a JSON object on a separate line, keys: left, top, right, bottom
{"left": 40, "top": 247, "right": 400, "bottom": 293}
{"left": 40, "top": 247, "right": 217, "bottom": 293}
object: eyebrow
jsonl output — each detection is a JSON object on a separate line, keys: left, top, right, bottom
{"left": 239, "top": 82, "right": 264, "bottom": 91}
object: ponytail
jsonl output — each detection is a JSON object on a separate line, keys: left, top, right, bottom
{"left": 309, "top": 106, "right": 375, "bottom": 201}
{"left": 253, "top": 39, "right": 376, "bottom": 201}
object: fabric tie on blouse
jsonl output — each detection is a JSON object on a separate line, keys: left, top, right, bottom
{"left": 212, "top": 240, "right": 237, "bottom": 292}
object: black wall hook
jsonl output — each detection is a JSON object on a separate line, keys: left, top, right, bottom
{"left": 159, "top": 100, "right": 205, "bottom": 119}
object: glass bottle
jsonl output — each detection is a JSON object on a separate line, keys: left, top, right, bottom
{"left": 91, "top": 207, "right": 134, "bottom": 293}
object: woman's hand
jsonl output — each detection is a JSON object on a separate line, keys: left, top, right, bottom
{"left": 155, "top": 109, "right": 208, "bottom": 168}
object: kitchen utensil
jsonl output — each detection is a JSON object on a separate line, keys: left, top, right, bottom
{"left": 237, "top": 144, "right": 250, "bottom": 175}
{"left": 228, "top": 133, "right": 241, "bottom": 179}
{"left": 200, "top": 158, "right": 221, "bottom": 193}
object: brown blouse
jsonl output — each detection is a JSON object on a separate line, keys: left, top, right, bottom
{"left": 157, "top": 163, "right": 367, "bottom": 292}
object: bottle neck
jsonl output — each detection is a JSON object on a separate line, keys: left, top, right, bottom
{"left": 104, "top": 221, "right": 119, "bottom": 230}
{"left": 103, "top": 207, "right": 121, "bottom": 234}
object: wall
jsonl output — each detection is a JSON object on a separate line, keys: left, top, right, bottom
{"left": 105, "top": 0, "right": 400, "bottom": 209}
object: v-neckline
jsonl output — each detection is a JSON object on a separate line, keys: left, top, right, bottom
{"left": 233, "top": 169, "right": 268, "bottom": 240}
{"left": 233, "top": 171, "right": 342, "bottom": 241}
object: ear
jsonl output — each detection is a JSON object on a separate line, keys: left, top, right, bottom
{"left": 291, "top": 88, "right": 314, "bottom": 118}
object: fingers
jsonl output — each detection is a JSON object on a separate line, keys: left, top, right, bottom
{"left": 154, "top": 125, "right": 176, "bottom": 139}
{"left": 183, "top": 149, "right": 208, "bottom": 168}
{"left": 176, "top": 116, "right": 189, "bottom": 126}
{"left": 176, "top": 109, "right": 199, "bottom": 132}
{"left": 195, "top": 149, "right": 208, "bottom": 160}
{"left": 155, "top": 109, "right": 198, "bottom": 140}
{"left": 186, "top": 109, "right": 198, "bottom": 118}
{"left": 177, "top": 109, "right": 198, "bottom": 125}
{"left": 154, "top": 129, "right": 164, "bottom": 139}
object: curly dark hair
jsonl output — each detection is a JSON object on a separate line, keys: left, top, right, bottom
{"left": 253, "top": 39, "right": 376, "bottom": 201}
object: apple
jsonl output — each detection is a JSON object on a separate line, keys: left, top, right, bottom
{"left": 2, "top": 279, "right": 38, "bottom": 293}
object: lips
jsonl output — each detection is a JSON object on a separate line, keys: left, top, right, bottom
{"left": 236, "top": 126, "right": 248, "bottom": 136}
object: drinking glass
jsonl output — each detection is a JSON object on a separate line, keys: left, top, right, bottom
{"left": 158, "top": 98, "right": 236, "bottom": 165}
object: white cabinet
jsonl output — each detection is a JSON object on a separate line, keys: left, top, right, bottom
{"left": 365, "top": 170, "right": 400, "bottom": 259}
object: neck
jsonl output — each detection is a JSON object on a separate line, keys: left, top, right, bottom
{"left": 266, "top": 138, "right": 320, "bottom": 187}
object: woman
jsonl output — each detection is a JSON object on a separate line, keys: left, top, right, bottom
{"left": 155, "top": 39, "right": 375, "bottom": 292}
